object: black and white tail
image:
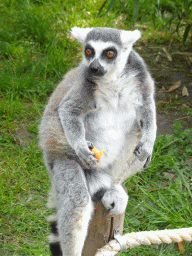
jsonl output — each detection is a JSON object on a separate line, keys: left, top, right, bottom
{"left": 47, "top": 191, "right": 62, "bottom": 256}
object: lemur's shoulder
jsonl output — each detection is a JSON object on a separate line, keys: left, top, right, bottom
{"left": 125, "top": 49, "right": 155, "bottom": 97}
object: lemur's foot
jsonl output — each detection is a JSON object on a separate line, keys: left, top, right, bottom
{"left": 101, "top": 184, "right": 128, "bottom": 216}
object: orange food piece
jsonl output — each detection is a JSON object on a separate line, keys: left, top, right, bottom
{"left": 90, "top": 146, "right": 105, "bottom": 162}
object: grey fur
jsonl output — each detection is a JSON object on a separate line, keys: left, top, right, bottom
{"left": 39, "top": 27, "right": 156, "bottom": 256}
{"left": 85, "top": 27, "right": 122, "bottom": 46}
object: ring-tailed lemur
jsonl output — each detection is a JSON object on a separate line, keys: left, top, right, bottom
{"left": 39, "top": 27, "right": 156, "bottom": 256}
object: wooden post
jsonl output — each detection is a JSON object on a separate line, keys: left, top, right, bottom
{"left": 82, "top": 187, "right": 127, "bottom": 256}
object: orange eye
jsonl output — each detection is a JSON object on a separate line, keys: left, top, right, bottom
{"left": 86, "top": 49, "right": 92, "bottom": 55}
{"left": 106, "top": 51, "right": 114, "bottom": 58}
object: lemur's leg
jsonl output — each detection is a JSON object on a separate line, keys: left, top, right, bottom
{"left": 84, "top": 170, "right": 128, "bottom": 216}
{"left": 51, "top": 159, "right": 93, "bottom": 256}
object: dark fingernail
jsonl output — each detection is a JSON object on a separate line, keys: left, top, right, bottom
{"left": 89, "top": 143, "right": 94, "bottom": 149}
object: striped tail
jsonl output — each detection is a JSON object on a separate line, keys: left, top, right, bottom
{"left": 47, "top": 190, "right": 62, "bottom": 256}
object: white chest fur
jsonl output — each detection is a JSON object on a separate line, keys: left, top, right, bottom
{"left": 95, "top": 72, "right": 142, "bottom": 108}
{"left": 84, "top": 74, "right": 141, "bottom": 168}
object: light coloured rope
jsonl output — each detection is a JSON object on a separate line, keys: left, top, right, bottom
{"left": 95, "top": 227, "right": 192, "bottom": 256}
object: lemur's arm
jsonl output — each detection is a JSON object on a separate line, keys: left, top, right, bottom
{"left": 134, "top": 75, "right": 157, "bottom": 166}
{"left": 58, "top": 86, "right": 97, "bottom": 168}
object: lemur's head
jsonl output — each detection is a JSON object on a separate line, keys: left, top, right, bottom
{"left": 71, "top": 27, "right": 141, "bottom": 78}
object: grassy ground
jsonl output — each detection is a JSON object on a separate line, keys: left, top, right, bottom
{"left": 0, "top": 0, "right": 192, "bottom": 255}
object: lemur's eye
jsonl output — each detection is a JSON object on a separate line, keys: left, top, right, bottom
{"left": 106, "top": 51, "right": 114, "bottom": 58}
{"left": 86, "top": 49, "right": 92, "bottom": 55}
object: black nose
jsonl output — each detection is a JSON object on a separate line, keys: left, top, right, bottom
{"left": 90, "top": 66, "right": 99, "bottom": 73}
{"left": 89, "top": 59, "right": 105, "bottom": 76}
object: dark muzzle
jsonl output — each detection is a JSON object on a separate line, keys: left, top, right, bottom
{"left": 89, "top": 59, "right": 105, "bottom": 76}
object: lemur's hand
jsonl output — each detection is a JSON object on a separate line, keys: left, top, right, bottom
{"left": 75, "top": 141, "right": 98, "bottom": 168}
{"left": 134, "top": 137, "right": 154, "bottom": 167}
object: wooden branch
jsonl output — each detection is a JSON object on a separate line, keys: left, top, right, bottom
{"left": 174, "top": 52, "right": 192, "bottom": 56}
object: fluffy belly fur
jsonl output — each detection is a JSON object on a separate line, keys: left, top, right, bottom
{"left": 84, "top": 105, "right": 137, "bottom": 170}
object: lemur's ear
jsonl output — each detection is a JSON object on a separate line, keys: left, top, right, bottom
{"left": 71, "top": 27, "right": 93, "bottom": 44}
{"left": 120, "top": 29, "right": 141, "bottom": 47}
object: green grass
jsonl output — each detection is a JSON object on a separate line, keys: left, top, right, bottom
{"left": 122, "top": 122, "right": 192, "bottom": 255}
{"left": 0, "top": 0, "right": 192, "bottom": 255}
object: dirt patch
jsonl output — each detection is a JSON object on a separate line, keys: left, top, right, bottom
{"left": 135, "top": 43, "right": 192, "bottom": 135}
{"left": 14, "top": 123, "right": 33, "bottom": 147}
